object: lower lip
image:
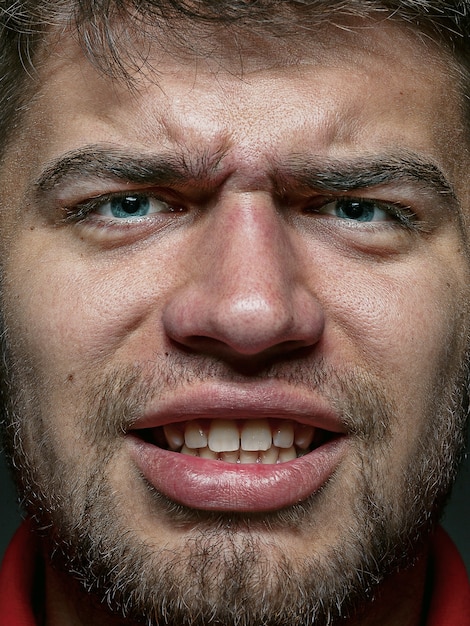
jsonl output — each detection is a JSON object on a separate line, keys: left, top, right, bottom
{"left": 127, "top": 435, "right": 348, "bottom": 512}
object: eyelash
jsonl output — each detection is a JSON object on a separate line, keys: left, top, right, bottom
{"left": 304, "top": 196, "right": 421, "bottom": 230}
{"left": 61, "top": 192, "right": 183, "bottom": 224}
{"left": 60, "top": 191, "right": 421, "bottom": 234}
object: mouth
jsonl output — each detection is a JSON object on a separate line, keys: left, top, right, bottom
{"left": 126, "top": 384, "right": 348, "bottom": 512}
{"left": 139, "top": 418, "right": 336, "bottom": 465}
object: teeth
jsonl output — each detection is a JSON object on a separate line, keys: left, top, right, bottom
{"left": 198, "top": 446, "right": 218, "bottom": 460}
{"left": 185, "top": 421, "right": 208, "bottom": 449}
{"left": 220, "top": 451, "right": 239, "bottom": 464}
{"left": 162, "top": 418, "right": 318, "bottom": 465}
{"left": 260, "top": 446, "right": 280, "bottom": 464}
{"left": 208, "top": 419, "right": 239, "bottom": 452}
{"left": 278, "top": 446, "right": 297, "bottom": 463}
{"left": 180, "top": 444, "right": 198, "bottom": 457}
{"left": 239, "top": 449, "right": 260, "bottom": 464}
{"left": 272, "top": 421, "right": 294, "bottom": 448}
{"left": 163, "top": 424, "right": 185, "bottom": 451}
{"left": 294, "top": 424, "right": 315, "bottom": 450}
{"left": 241, "top": 419, "right": 272, "bottom": 451}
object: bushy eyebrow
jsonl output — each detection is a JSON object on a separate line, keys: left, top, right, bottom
{"left": 35, "top": 144, "right": 457, "bottom": 205}
{"left": 35, "top": 144, "right": 226, "bottom": 191}
{"left": 276, "top": 152, "right": 456, "bottom": 199}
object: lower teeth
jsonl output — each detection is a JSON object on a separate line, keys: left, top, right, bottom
{"left": 179, "top": 443, "right": 304, "bottom": 464}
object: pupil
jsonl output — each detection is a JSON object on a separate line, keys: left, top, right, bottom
{"left": 111, "top": 196, "right": 149, "bottom": 217}
{"left": 337, "top": 200, "right": 374, "bottom": 222}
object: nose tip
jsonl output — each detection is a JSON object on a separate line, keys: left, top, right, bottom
{"left": 219, "top": 293, "right": 295, "bottom": 353}
{"left": 162, "top": 285, "right": 325, "bottom": 358}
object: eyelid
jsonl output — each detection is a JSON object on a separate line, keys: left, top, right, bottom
{"left": 61, "top": 189, "right": 184, "bottom": 223}
{"left": 304, "top": 195, "right": 419, "bottom": 228}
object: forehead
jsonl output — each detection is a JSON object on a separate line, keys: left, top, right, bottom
{"left": 6, "top": 17, "right": 469, "bottom": 200}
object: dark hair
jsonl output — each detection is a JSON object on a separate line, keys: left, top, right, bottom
{"left": 0, "top": 0, "right": 469, "bottom": 157}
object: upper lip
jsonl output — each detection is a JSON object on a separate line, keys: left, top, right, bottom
{"left": 129, "top": 381, "right": 346, "bottom": 434}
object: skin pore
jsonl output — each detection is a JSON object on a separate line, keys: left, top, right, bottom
{"left": 0, "top": 15, "right": 469, "bottom": 626}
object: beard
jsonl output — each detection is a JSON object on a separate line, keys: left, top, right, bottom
{"left": 0, "top": 346, "right": 468, "bottom": 626}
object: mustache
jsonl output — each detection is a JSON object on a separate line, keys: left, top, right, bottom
{"left": 82, "top": 352, "right": 395, "bottom": 446}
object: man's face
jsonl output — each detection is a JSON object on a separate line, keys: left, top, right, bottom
{"left": 0, "top": 17, "right": 469, "bottom": 626}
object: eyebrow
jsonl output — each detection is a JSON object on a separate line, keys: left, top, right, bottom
{"left": 277, "top": 152, "right": 456, "bottom": 199}
{"left": 35, "top": 144, "right": 457, "bottom": 204}
{"left": 35, "top": 145, "right": 226, "bottom": 191}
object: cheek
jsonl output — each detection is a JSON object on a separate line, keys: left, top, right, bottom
{"left": 2, "top": 242, "right": 172, "bottom": 387}
{"left": 325, "top": 255, "right": 468, "bottom": 444}
{"left": 1, "top": 242, "right": 166, "bottom": 456}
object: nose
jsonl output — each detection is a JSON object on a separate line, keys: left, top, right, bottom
{"left": 162, "top": 192, "right": 325, "bottom": 360}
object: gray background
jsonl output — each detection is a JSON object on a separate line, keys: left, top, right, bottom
{"left": 1, "top": 443, "right": 469, "bottom": 569}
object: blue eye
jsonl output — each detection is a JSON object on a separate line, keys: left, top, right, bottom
{"left": 319, "top": 198, "right": 391, "bottom": 222}
{"left": 95, "top": 194, "right": 173, "bottom": 219}
{"left": 108, "top": 195, "right": 150, "bottom": 218}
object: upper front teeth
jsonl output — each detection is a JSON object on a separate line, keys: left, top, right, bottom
{"left": 208, "top": 419, "right": 240, "bottom": 452}
{"left": 163, "top": 419, "right": 315, "bottom": 456}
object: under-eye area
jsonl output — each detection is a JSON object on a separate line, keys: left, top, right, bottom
{"left": 136, "top": 419, "right": 338, "bottom": 464}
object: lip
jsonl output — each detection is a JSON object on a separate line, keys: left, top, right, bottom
{"left": 130, "top": 381, "right": 346, "bottom": 432}
{"left": 127, "top": 381, "right": 348, "bottom": 512}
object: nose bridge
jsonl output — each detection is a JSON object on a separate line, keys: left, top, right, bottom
{"left": 209, "top": 192, "right": 290, "bottom": 305}
{"left": 163, "top": 191, "right": 325, "bottom": 356}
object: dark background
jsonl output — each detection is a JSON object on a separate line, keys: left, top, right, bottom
{"left": 1, "top": 442, "right": 468, "bottom": 569}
